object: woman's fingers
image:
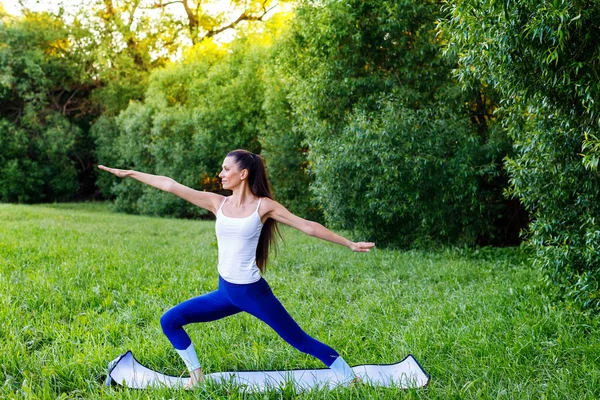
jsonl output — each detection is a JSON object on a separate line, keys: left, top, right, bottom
{"left": 98, "top": 165, "right": 115, "bottom": 174}
{"left": 98, "top": 165, "right": 114, "bottom": 173}
{"left": 98, "top": 165, "right": 125, "bottom": 177}
{"left": 352, "top": 242, "right": 375, "bottom": 252}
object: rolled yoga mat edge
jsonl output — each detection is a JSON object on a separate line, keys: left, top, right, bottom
{"left": 106, "top": 350, "right": 430, "bottom": 391}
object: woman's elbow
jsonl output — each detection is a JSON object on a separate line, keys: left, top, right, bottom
{"left": 163, "top": 177, "right": 177, "bottom": 193}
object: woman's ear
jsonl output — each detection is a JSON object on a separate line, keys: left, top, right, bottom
{"left": 240, "top": 169, "right": 248, "bottom": 180}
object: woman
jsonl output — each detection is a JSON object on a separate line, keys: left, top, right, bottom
{"left": 98, "top": 149, "right": 374, "bottom": 388}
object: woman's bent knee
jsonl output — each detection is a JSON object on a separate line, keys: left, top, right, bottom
{"left": 160, "top": 310, "right": 178, "bottom": 332}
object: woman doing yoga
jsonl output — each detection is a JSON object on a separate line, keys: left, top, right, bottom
{"left": 98, "top": 149, "right": 374, "bottom": 388}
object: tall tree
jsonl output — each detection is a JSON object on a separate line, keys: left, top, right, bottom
{"left": 149, "top": 0, "right": 279, "bottom": 44}
{"left": 94, "top": 35, "right": 270, "bottom": 217}
{"left": 441, "top": 0, "right": 600, "bottom": 311}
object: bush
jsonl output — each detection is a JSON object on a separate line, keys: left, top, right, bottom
{"left": 260, "top": 22, "right": 320, "bottom": 220}
{"left": 281, "top": 0, "right": 520, "bottom": 246}
{"left": 0, "top": 13, "right": 89, "bottom": 202}
{"left": 505, "top": 111, "right": 600, "bottom": 311}
{"left": 312, "top": 98, "right": 511, "bottom": 246}
{"left": 0, "top": 115, "right": 79, "bottom": 203}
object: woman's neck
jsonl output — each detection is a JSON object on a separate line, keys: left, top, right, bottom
{"left": 229, "top": 185, "right": 257, "bottom": 208}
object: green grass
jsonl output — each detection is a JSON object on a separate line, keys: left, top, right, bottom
{"left": 0, "top": 202, "right": 599, "bottom": 399}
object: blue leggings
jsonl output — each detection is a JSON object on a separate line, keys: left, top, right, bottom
{"left": 160, "top": 276, "right": 340, "bottom": 367}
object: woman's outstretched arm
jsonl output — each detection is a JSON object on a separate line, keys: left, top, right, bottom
{"left": 262, "top": 198, "right": 375, "bottom": 252}
{"left": 97, "top": 165, "right": 222, "bottom": 214}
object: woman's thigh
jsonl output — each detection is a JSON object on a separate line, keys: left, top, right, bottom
{"left": 162, "top": 289, "right": 241, "bottom": 325}
{"left": 233, "top": 281, "right": 308, "bottom": 342}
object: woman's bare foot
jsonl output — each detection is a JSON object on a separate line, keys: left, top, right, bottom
{"left": 184, "top": 368, "right": 205, "bottom": 390}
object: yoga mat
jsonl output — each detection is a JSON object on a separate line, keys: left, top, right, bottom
{"left": 106, "top": 351, "right": 429, "bottom": 391}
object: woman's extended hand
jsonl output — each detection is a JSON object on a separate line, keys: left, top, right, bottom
{"left": 98, "top": 165, "right": 132, "bottom": 178}
{"left": 350, "top": 242, "right": 375, "bottom": 252}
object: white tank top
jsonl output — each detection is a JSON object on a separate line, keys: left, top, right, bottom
{"left": 215, "top": 197, "right": 263, "bottom": 284}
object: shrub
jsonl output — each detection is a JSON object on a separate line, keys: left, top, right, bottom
{"left": 0, "top": 13, "right": 89, "bottom": 202}
{"left": 281, "top": 0, "right": 521, "bottom": 246}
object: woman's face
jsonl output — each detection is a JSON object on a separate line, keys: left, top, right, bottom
{"left": 219, "top": 156, "right": 245, "bottom": 189}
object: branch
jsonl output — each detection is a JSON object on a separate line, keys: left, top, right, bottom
{"left": 146, "top": 0, "right": 184, "bottom": 9}
{"left": 103, "top": 0, "right": 114, "bottom": 20}
{"left": 70, "top": 152, "right": 86, "bottom": 171}
{"left": 182, "top": 0, "right": 198, "bottom": 28}
{"left": 201, "top": 2, "right": 277, "bottom": 40}
{"left": 0, "top": 102, "right": 23, "bottom": 123}
{"left": 161, "top": 25, "right": 185, "bottom": 48}
{"left": 52, "top": 89, "right": 66, "bottom": 111}
{"left": 262, "top": 2, "right": 278, "bottom": 16}
{"left": 128, "top": 0, "right": 142, "bottom": 28}
{"left": 62, "top": 90, "right": 80, "bottom": 115}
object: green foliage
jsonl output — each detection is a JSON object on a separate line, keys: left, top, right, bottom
{"left": 77, "top": 0, "right": 175, "bottom": 115}
{"left": 312, "top": 98, "right": 510, "bottom": 247}
{"left": 260, "top": 20, "right": 320, "bottom": 220}
{"left": 505, "top": 113, "right": 600, "bottom": 311}
{"left": 442, "top": 0, "right": 600, "bottom": 311}
{"left": 95, "top": 39, "right": 267, "bottom": 217}
{"left": 281, "top": 0, "right": 518, "bottom": 246}
{"left": 89, "top": 116, "right": 120, "bottom": 198}
{"left": 260, "top": 68, "right": 318, "bottom": 219}
{"left": 0, "top": 12, "right": 89, "bottom": 202}
{"left": 287, "top": 0, "right": 447, "bottom": 126}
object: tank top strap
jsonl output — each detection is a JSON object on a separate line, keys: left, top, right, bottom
{"left": 255, "top": 197, "right": 263, "bottom": 213}
{"left": 217, "top": 196, "right": 227, "bottom": 213}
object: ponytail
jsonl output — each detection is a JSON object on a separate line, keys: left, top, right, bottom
{"left": 226, "top": 149, "right": 280, "bottom": 273}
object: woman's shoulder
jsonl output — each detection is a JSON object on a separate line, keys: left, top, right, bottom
{"left": 261, "top": 197, "right": 291, "bottom": 216}
{"left": 260, "top": 197, "right": 279, "bottom": 207}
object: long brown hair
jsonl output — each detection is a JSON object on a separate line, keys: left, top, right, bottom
{"left": 227, "top": 149, "right": 281, "bottom": 273}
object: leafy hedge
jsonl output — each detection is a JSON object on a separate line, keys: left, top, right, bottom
{"left": 442, "top": 0, "right": 600, "bottom": 311}
{"left": 0, "top": 13, "right": 87, "bottom": 202}
{"left": 281, "top": 0, "right": 520, "bottom": 246}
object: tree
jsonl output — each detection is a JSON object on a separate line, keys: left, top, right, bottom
{"left": 441, "top": 0, "right": 600, "bottom": 311}
{"left": 0, "top": 11, "right": 93, "bottom": 202}
{"left": 95, "top": 37, "right": 269, "bottom": 217}
{"left": 148, "top": 0, "right": 279, "bottom": 44}
{"left": 278, "top": 0, "right": 521, "bottom": 246}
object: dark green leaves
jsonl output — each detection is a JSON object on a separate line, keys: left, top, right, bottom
{"left": 441, "top": 0, "right": 600, "bottom": 312}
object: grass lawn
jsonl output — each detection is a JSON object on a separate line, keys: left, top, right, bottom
{"left": 0, "top": 202, "right": 598, "bottom": 399}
